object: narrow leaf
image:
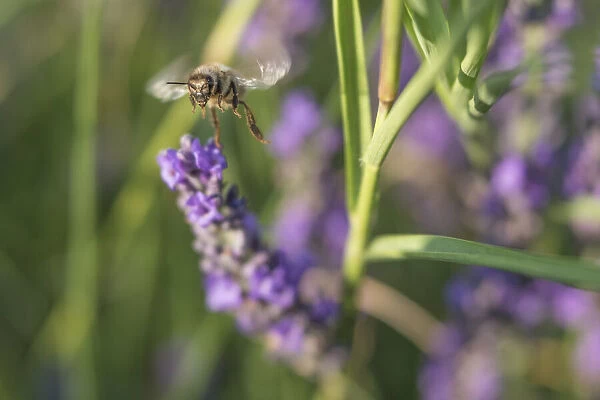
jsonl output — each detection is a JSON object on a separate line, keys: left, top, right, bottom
{"left": 403, "top": 0, "right": 452, "bottom": 83}
{"left": 452, "top": 0, "right": 506, "bottom": 100}
{"left": 468, "top": 67, "right": 520, "bottom": 118}
{"left": 366, "top": 235, "right": 600, "bottom": 290}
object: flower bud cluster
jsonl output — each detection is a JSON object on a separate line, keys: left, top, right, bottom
{"left": 157, "top": 135, "right": 343, "bottom": 376}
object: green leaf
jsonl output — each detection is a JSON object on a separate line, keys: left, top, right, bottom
{"left": 403, "top": 0, "right": 450, "bottom": 59}
{"left": 403, "top": 0, "right": 452, "bottom": 83}
{"left": 452, "top": 0, "right": 506, "bottom": 99}
{"left": 366, "top": 235, "right": 600, "bottom": 290}
{"left": 333, "top": 0, "right": 373, "bottom": 211}
{"left": 468, "top": 67, "right": 520, "bottom": 118}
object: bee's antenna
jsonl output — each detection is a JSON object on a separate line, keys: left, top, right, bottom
{"left": 166, "top": 81, "right": 188, "bottom": 85}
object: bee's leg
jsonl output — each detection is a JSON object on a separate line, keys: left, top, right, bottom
{"left": 201, "top": 106, "right": 206, "bottom": 119}
{"left": 231, "top": 83, "right": 242, "bottom": 118}
{"left": 210, "top": 107, "right": 222, "bottom": 148}
{"left": 232, "top": 94, "right": 242, "bottom": 118}
{"left": 217, "top": 94, "right": 225, "bottom": 112}
{"left": 239, "top": 100, "right": 269, "bottom": 144}
{"left": 189, "top": 95, "right": 196, "bottom": 113}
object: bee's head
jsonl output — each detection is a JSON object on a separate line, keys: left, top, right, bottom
{"left": 188, "top": 76, "right": 212, "bottom": 108}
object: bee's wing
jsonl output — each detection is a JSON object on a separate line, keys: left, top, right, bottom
{"left": 146, "top": 56, "right": 191, "bottom": 102}
{"left": 235, "top": 41, "right": 291, "bottom": 90}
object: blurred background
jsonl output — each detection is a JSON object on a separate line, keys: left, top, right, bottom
{"left": 1, "top": 0, "right": 600, "bottom": 399}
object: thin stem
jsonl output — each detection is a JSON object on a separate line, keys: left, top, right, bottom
{"left": 62, "top": 0, "right": 103, "bottom": 398}
{"left": 333, "top": 0, "right": 372, "bottom": 212}
{"left": 343, "top": 164, "right": 379, "bottom": 284}
{"left": 358, "top": 278, "right": 441, "bottom": 353}
{"left": 374, "top": 0, "right": 404, "bottom": 131}
{"left": 342, "top": 0, "right": 403, "bottom": 289}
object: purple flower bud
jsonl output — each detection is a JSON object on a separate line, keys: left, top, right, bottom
{"left": 205, "top": 273, "right": 243, "bottom": 312}
{"left": 309, "top": 298, "right": 339, "bottom": 324}
{"left": 185, "top": 192, "right": 223, "bottom": 227}
{"left": 157, "top": 149, "right": 184, "bottom": 190}
{"left": 267, "top": 317, "right": 307, "bottom": 355}
{"left": 248, "top": 265, "right": 296, "bottom": 310}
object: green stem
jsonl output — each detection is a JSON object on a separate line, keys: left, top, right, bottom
{"left": 343, "top": 164, "right": 379, "bottom": 284}
{"left": 374, "top": 0, "right": 404, "bottom": 131}
{"left": 333, "top": 0, "right": 372, "bottom": 212}
{"left": 343, "top": 0, "right": 403, "bottom": 287}
{"left": 63, "top": 0, "right": 102, "bottom": 398}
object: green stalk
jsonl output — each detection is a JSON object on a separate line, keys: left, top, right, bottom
{"left": 62, "top": 0, "right": 102, "bottom": 398}
{"left": 333, "top": 0, "right": 373, "bottom": 212}
{"left": 373, "top": 0, "right": 404, "bottom": 132}
{"left": 343, "top": 164, "right": 379, "bottom": 283}
{"left": 343, "top": 0, "right": 497, "bottom": 288}
{"left": 345, "top": 0, "right": 403, "bottom": 284}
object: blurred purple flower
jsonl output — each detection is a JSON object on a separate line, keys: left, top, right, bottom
{"left": 564, "top": 130, "right": 600, "bottom": 198}
{"left": 507, "top": 0, "right": 580, "bottom": 30}
{"left": 402, "top": 97, "right": 465, "bottom": 167}
{"left": 421, "top": 320, "right": 501, "bottom": 400}
{"left": 485, "top": 0, "right": 580, "bottom": 91}
{"left": 271, "top": 90, "right": 323, "bottom": 158}
{"left": 269, "top": 89, "right": 348, "bottom": 267}
{"left": 467, "top": 147, "right": 554, "bottom": 247}
{"left": 241, "top": 0, "right": 323, "bottom": 68}
{"left": 562, "top": 101, "right": 600, "bottom": 239}
{"left": 574, "top": 323, "right": 600, "bottom": 388}
{"left": 267, "top": 317, "right": 307, "bottom": 355}
{"left": 248, "top": 264, "right": 296, "bottom": 309}
{"left": 157, "top": 135, "right": 342, "bottom": 375}
{"left": 424, "top": 262, "right": 600, "bottom": 398}
{"left": 551, "top": 286, "right": 597, "bottom": 328}
{"left": 205, "top": 273, "right": 243, "bottom": 312}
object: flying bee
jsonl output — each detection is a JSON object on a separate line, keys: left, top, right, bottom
{"left": 146, "top": 46, "right": 291, "bottom": 148}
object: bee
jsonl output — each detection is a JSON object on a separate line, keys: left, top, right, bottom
{"left": 146, "top": 47, "right": 291, "bottom": 148}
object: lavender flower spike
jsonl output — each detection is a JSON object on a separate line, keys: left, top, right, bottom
{"left": 157, "top": 135, "right": 343, "bottom": 376}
